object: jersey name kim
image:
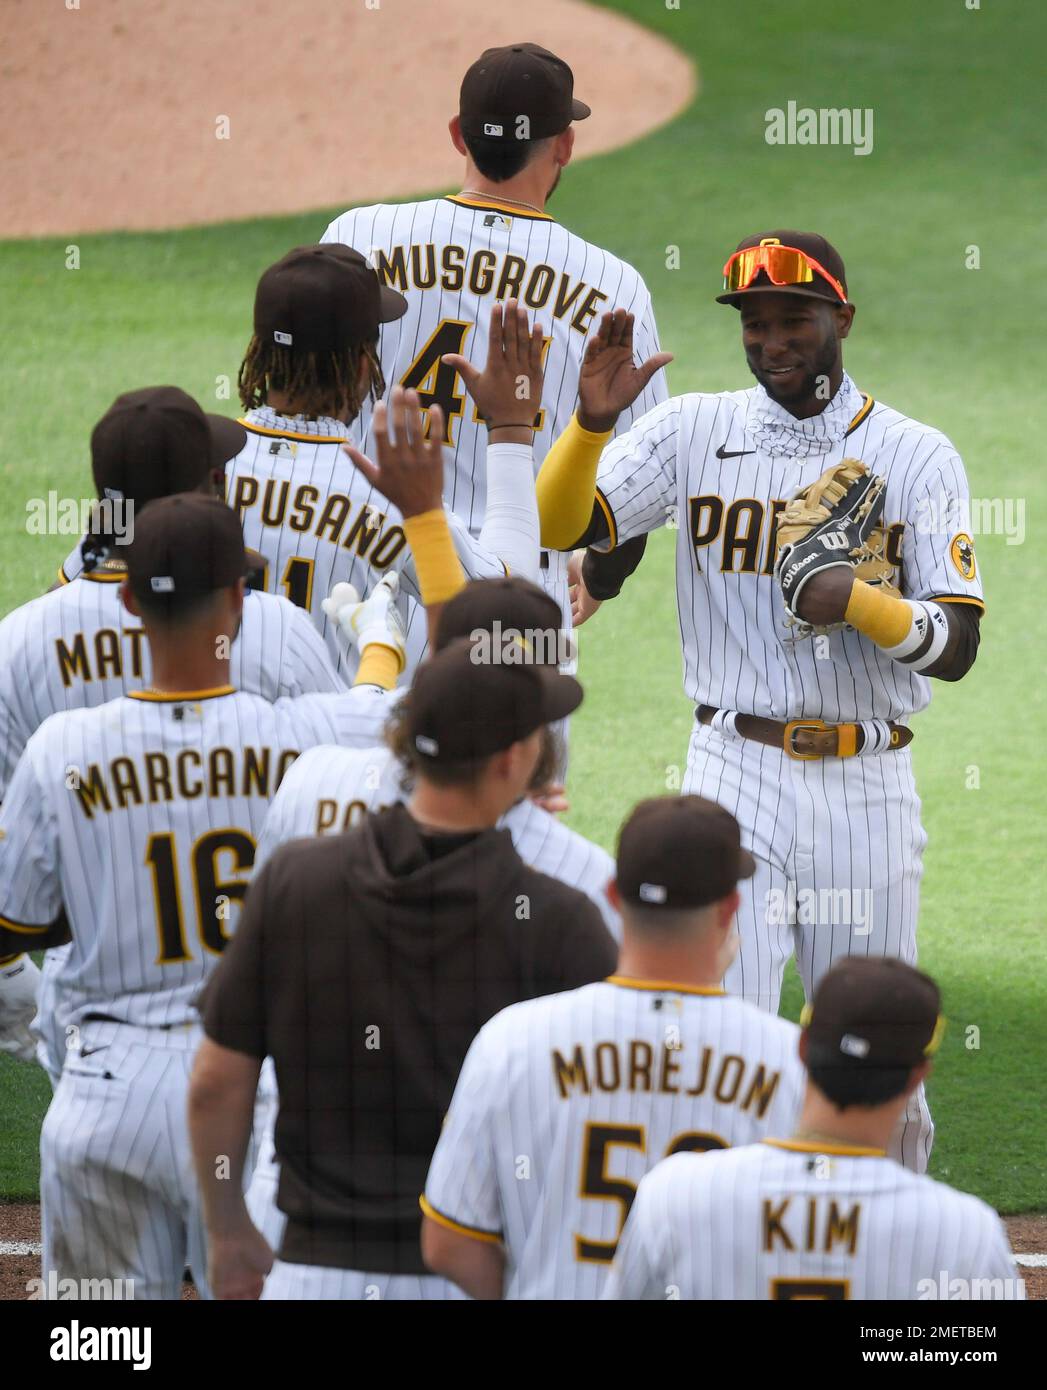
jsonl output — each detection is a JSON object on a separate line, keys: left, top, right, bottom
{"left": 554, "top": 1038, "right": 785, "bottom": 1117}
{"left": 763, "top": 1193, "right": 862, "bottom": 1256}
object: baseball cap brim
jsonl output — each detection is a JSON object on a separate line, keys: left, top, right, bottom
{"left": 737, "top": 847, "right": 757, "bottom": 878}
{"left": 379, "top": 285, "right": 409, "bottom": 323}
{"left": 716, "top": 284, "right": 846, "bottom": 307}
{"left": 536, "top": 667, "right": 584, "bottom": 725}
{"left": 205, "top": 414, "right": 248, "bottom": 467}
{"left": 571, "top": 97, "right": 591, "bottom": 121}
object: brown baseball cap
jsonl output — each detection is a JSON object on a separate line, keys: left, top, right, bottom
{"left": 804, "top": 958, "right": 944, "bottom": 1068}
{"left": 460, "top": 43, "right": 590, "bottom": 142}
{"left": 404, "top": 637, "right": 583, "bottom": 764}
{"left": 716, "top": 230, "right": 849, "bottom": 307}
{"left": 435, "top": 577, "right": 569, "bottom": 666}
{"left": 254, "top": 244, "right": 407, "bottom": 356}
{"left": 91, "top": 387, "right": 246, "bottom": 506}
{"left": 126, "top": 493, "right": 250, "bottom": 610}
{"left": 616, "top": 796, "right": 756, "bottom": 910}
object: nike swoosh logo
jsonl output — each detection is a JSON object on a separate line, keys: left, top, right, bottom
{"left": 715, "top": 444, "right": 756, "bottom": 459}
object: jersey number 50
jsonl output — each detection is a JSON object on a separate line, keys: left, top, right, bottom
{"left": 575, "top": 1121, "right": 727, "bottom": 1264}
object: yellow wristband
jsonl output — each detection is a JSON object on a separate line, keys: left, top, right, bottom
{"left": 402, "top": 509, "right": 467, "bottom": 607}
{"left": 353, "top": 643, "right": 403, "bottom": 691}
{"left": 536, "top": 413, "right": 613, "bottom": 550}
{"left": 844, "top": 579, "right": 914, "bottom": 648}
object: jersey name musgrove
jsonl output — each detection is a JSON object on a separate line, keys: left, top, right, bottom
{"left": 553, "top": 1039, "right": 783, "bottom": 1117}
{"left": 373, "top": 242, "right": 609, "bottom": 335}
{"left": 71, "top": 745, "right": 300, "bottom": 818}
{"left": 227, "top": 475, "right": 407, "bottom": 569}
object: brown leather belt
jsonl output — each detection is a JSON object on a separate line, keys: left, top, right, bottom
{"left": 697, "top": 705, "right": 913, "bottom": 760}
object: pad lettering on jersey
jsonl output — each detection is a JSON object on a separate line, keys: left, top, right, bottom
{"left": 688, "top": 494, "right": 906, "bottom": 577}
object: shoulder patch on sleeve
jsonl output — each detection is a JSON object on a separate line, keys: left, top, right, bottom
{"left": 949, "top": 532, "right": 977, "bottom": 581}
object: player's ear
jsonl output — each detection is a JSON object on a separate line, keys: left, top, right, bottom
{"left": 120, "top": 578, "right": 140, "bottom": 618}
{"left": 605, "top": 879, "right": 621, "bottom": 912}
{"left": 556, "top": 127, "right": 575, "bottom": 168}
{"left": 449, "top": 115, "right": 468, "bottom": 158}
{"left": 834, "top": 302, "right": 855, "bottom": 340}
{"left": 798, "top": 1029, "right": 809, "bottom": 1064}
{"left": 718, "top": 887, "right": 741, "bottom": 932}
{"left": 229, "top": 578, "right": 246, "bottom": 622}
{"left": 908, "top": 1059, "right": 932, "bottom": 1093}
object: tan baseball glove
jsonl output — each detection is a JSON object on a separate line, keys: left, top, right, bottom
{"left": 773, "top": 458, "right": 901, "bottom": 634}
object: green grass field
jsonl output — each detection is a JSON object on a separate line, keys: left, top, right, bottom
{"left": 2, "top": 0, "right": 1044, "bottom": 1210}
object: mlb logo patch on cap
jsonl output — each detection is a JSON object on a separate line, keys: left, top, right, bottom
{"left": 414, "top": 735, "right": 439, "bottom": 757}
{"left": 274, "top": 330, "right": 293, "bottom": 346}
{"left": 638, "top": 882, "right": 668, "bottom": 905}
{"left": 150, "top": 576, "right": 176, "bottom": 593}
{"left": 839, "top": 1033, "right": 871, "bottom": 1059}
{"left": 483, "top": 123, "right": 504, "bottom": 136}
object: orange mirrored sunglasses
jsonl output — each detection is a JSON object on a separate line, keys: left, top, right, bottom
{"left": 723, "top": 244, "right": 847, "bottom": 303}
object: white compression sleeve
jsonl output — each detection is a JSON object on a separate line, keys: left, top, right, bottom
{"left": 478, "top": 442, "right": 541, "bottom": 582}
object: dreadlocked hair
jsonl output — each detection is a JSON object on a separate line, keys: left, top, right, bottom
{"left": 237, "top": 336, "right": 385, "bottom": 421}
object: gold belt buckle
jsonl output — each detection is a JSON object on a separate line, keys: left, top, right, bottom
{"left": 784, "top": 718, "right": 831, "bottom": 760}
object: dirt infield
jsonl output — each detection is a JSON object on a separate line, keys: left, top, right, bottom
{"left": 0, "top": 0, "right": 696, "bottom": 238}
{"left": 2, "top": 1202, "right": 1043, "bottom": 1300}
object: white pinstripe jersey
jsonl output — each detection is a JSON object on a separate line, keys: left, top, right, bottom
{"left": 604, "top": 1141, "right": 1022, "bottom": 1300}
{"left": 0, "top": 569, "right": 345, "bottom": 800}
{"left": 422, "top": 979, "right": 804, "bottom": 1299}
{"left": 254, "top": 742, "right": 619, "bottom": 939}
{"left": 224, "top": 407, "right": 506, "bottom": 680}
{"left": 320, "top": 196, "right": 668, "bottom": 555}
{"left": 594, "top": 377, "right": 985, "bottom": 721}
{"left": 0, "top": 685, "right": 391, "bottom": 1028}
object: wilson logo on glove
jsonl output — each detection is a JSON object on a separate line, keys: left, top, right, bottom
{"left": 819, "top": 531, "right": 850, "bottom": 551}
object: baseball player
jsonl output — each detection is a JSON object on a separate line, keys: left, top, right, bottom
{"left": 0, "top": 495, "right": 417, "bottom": 1299}
{"left": 227, "top": 244, "right": 544, "bottom": 679}
{"left": 190, "top": 639, "right": 617, "bottom": 1302}
{"left": 0, "top": 386, "right": 355, "bottom": 1084}
{"left": 536, "top": 233, "right": 985, "bottom": 1171}
{"left": 419, "top": 796, "right": 804, "bottom": 1299}
{"left": 0, "top": 387, "right": 347, "bottom": 804}
{"left": 605, "top": 958, "right": 1022, "bottom": 1301}
{"left": 243, "top": 575, "right": 621, "bottom": 1254}
{"left": 320, "top": 41, "right": 670, "bottom": 637}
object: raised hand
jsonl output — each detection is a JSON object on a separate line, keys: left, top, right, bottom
{"left": 567, "top": 550, "right": 602, "bottom": 627}
{"left": 442, "top": 299, "right": 546, "bottom": 439}
{"left": 577, "top": 309, "right": 673, "bottom": 433}
{"left": 343, "top": 386, "right": 446, "bottom": 519}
